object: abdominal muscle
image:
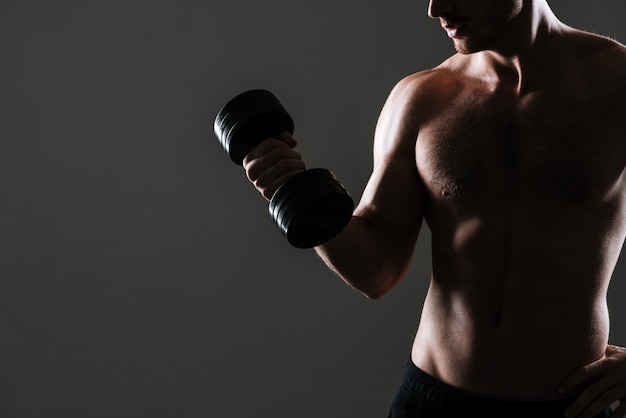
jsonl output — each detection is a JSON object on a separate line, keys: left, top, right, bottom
{"left": 410, "top": 212, "right": 613, "bottom": 401}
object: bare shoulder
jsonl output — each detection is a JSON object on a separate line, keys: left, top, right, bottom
{"left": 568, "top": 30, "right": 626, "bottom": 141}
{"left": 374, "top": 66, "right": 458, "bottom": 154}
{"left": 373, "top": 59, "right": 476, "bottom": 160}
{"left": 594, "top": 37, "right": 626, "bottom": 83}
{"left": 555, "top": 29, "right": 626, "bottom": 120}
{"left": 383, "top": 63, "right": 467, "bottom": 128}
{"left": 567, "top": 29, "right": 626, "bottom": 82}
{"left": 393, "top": 60, "right": 467, "bottom": 101}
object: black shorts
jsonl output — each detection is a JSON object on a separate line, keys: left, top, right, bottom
{"left": 388, "top": 359, "right": 612, "bottom": 418}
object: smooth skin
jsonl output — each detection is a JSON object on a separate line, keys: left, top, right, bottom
{"left": 242, "top": 1, "right": 626, "bottom": 416}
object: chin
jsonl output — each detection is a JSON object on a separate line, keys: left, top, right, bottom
{"left": 453, "top": 38, "right": 489, "bottom": 55}
{"left": 454, "top": 42, "right": 478, "bottom": 55}
{"left": 454, "top": 45, "right": 473, "bottom": 55}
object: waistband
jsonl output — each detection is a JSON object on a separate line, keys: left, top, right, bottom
{"left": 401, "top": 358, "right": 576, "bottom": 416}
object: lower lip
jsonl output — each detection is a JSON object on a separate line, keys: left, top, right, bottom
{"left": 446, "top": 26, "right": 466, "bottom": 38}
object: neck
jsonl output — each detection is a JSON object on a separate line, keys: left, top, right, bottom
{"left": 479, "top": 0, "right": 565, "bottom": 94}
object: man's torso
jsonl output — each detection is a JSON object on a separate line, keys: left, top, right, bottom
{"left": 409, "top": 30, "right": 626, "bottom": 400}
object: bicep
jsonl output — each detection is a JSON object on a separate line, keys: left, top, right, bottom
{"left": 354, "top": 79, "right": 427, "bottom": 269}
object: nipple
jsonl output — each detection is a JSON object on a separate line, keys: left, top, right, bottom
{"left": 441, "top": 183, "right": 459, "bottom": 200}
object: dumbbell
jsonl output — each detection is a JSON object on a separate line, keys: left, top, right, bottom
{"left": 214, "top": 89, "right": 354, "bottom": 248}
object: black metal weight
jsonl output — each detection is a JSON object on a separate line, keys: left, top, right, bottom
{"left": 214, "top": 89, "right": 354, "bottom": 248}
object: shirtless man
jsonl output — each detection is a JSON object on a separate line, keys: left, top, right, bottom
{"left": 241, "top": 1, "right": 626, "bottom": 417}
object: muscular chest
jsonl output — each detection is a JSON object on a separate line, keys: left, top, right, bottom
{"left": 416, "top": 91, "right": 623, "bottom": 209}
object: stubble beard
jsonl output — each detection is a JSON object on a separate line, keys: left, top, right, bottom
{"left": 452, "top": 2, "right": 522, "bottom": 55}
{"left": 452, "top": 36, "right": 487, "bottom": 55}
{"left": 453, "top": 38, "right": 477, "bottom": 55}
{"left": 452, "top": 21, "right": 512, "bottom": 55}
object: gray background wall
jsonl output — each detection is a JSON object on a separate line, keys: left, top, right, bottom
{"left": 0, "top": 1, "right": 624, "bottom": 417}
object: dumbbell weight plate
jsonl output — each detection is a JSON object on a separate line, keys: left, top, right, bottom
{"left": 214, "top": 90, "right": 294, "bottom": 165}
{"left": 269, "top": 168, "right": 354, "bottom": 248}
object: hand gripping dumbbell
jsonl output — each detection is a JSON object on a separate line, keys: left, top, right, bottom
{"left": 214, "top": 89, "right": 354, "bottom": 248}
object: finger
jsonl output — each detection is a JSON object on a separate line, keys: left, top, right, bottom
{"left": 564, "top": 376, "right": 622, "bottom": 418}
{"left": 569, "top": 387, "right": 623, "bottom": 418}
{"left": 244, "top": 147, "right": 304, "bottom": 183}
{"left": 560, "top": 359, "right": 607, "bottom": 395}
{"left": 242, "top": 138, "right": 294, "bottom": 166}
{"left": 253, "top": 158, "right": 305, "bottom": 187}
{"left": 250, "top": 160, "right": 306, "bottom": 200}
{"left": 265, "top": 169, "right": 306, "bottom": 199}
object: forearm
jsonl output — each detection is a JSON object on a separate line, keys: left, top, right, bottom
{"left": 315, "top": 214, "right": 411, "bottom": 299}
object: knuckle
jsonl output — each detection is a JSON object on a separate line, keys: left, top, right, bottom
{"left": 261, "top": 189, "right": 274, "bottom": 200}
{"left": 271, "top": 147, "right": 300, "bottom": 160}
{"left": 243, "top": 138, "right": 284, "bottom": 164}
{"left": 264, "top": 137, "right": 289, "bottom": 150}
{"left": 252, "top": 170, "right": 274, "bottom": 190}
{"left": 244, "top": 161, "right": 262, "bottom": 182}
